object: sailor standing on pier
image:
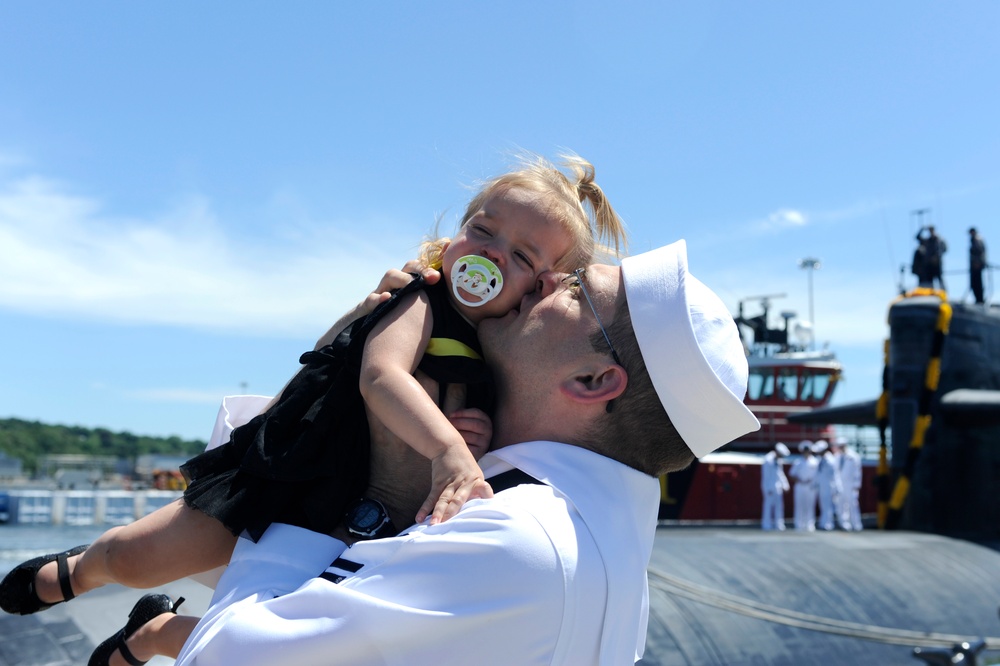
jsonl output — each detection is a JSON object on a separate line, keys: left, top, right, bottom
{"left": 760, "top": 443, "right": 790, "bottom": 531}
{"left": 789, "top": 441, "right": 819, "bottom": 531}
{"left": 832, "top": 436, "right": 864, "bottom": 531}
{"left": 814, "top": 440, "right": 842, "bottom": 531}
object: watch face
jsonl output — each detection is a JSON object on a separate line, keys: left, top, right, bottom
{"left": 346, "top": 498, "right": 391, "bottom": 538}
{"left": 353, "top": 502, "right": 382, "bottom": 530}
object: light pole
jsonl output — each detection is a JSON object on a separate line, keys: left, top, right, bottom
{"left": 798, "top": 257, "right": 821, "bottom": 349}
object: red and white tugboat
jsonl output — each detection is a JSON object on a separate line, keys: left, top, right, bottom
{"left": 733, "top": 295, "right": 842, "bottom": 452}
{"left": 659, "top": 296, "right": 852, "bottom": 521}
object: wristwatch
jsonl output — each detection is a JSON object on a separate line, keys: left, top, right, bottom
{"left": 344, "top": 497, "right": 396, "bottom": 539}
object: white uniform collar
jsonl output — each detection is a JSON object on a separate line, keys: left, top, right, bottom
{"left": 480, "top": 442, "right": 660, "bottom": 664}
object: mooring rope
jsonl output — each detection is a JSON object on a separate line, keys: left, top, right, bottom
{"left": 647, "top": 566, "right": 999, "bottom": 649}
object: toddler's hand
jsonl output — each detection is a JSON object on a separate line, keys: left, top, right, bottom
{"left": 362, "top": 262, "right": 443, "bottom": 313}
{"left": 417, "top": 446, "right": 493, "bottom": 526}
{"left": 447, "top": 408, "right": 493, "bottom": 461}
{"left": 401, "top": 259, "right": 441, "bottom": 287}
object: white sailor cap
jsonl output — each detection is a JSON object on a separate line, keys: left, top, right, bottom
{"left": 811, "top": 440, "right": 829, "bottom": 454}
{"left": 798, "top": 440, "right": 813, "bottom": 453}
{"left": 775, "top": 443, "right": 790, "bottom": 457}
{"left": 621, "top": 240, "right": 760, "bottom": 458}
{"left": 831, "top": 436, "right": 847, "bottom": 447}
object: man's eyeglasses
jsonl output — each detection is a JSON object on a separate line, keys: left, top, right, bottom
{"left": 565, "top": 269, "right": 622, "bottom": 366}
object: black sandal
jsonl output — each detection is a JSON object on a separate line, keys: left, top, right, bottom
{"left": 88, "top": 593, "right": 186, "bottom": 666}
{"left": 0, "top": 544, "right": 89, "bottom": 615}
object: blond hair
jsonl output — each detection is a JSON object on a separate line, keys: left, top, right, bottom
{"left": 420, "top": 153, "right": 627, "bottom": 272}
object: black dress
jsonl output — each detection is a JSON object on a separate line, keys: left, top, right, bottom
{"left": 180, "top": 277, "right": 493, "bottom": 541}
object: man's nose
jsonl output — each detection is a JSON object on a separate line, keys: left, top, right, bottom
{"left": 536, "top": 271, "right": 567, "bottom": 296}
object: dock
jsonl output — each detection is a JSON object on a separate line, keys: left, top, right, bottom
{"left": 2, "top": 527, "right": 999, "bottom": 665}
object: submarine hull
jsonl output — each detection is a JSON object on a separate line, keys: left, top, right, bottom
{"left": 640, "top": 527, "right": 1000, "bottom": 665}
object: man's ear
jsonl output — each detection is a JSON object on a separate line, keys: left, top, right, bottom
{"left": 559, "top": 362, "right": 628, "bottom": 406}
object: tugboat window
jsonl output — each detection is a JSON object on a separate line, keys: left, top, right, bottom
{"left": 779, "top": 369, "right": 798, "bottom": 401}
{"left": 800, "top": 370, "right": 831, "bottom": 402}
{"left": 747, "top": 369, "right": 774, "bottom": 401}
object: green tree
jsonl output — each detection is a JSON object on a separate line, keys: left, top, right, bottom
{"left": 0, "top": 418, "right": 206, "bottom": 475}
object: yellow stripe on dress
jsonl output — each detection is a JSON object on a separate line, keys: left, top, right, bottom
{"left": 425, "top": 337, "right": 482, "bottom": 360}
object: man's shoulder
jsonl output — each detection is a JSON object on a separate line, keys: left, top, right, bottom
{"left": 466, "top": 481, "right": 581, "bottom": 541}
{"left": 334, "top": 490, "right": 581, "bottom": 589}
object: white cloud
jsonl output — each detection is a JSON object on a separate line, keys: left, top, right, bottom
{"left": 0, "top": 172, "right": 420, "bottom": 337}
{"left": 767, "top": 208, "right": 808, "bottom": 228}
{"left": 708, "top": 199, "right": 885, "bottom": 241}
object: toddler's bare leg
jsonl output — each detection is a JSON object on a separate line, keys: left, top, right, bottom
{"left": 34, "top": 499, "right": 237, "bottom": 603}
{"left": 109, "top": 612, "right": 201, "bottom": 666}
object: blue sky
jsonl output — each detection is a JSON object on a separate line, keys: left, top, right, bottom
{"left": 1, "top": 2, "right": 998, "bottom": 441}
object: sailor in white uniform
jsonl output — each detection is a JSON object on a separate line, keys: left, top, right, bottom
{"left": 813, "top": 440, "right": 842, "bottom": 531}
{"left": 832, "top": 436, "right": 864, "bottom": 530}
{"left": 179, "top": 443, "right": 658, "bottom": 666}
{"left": 760, "top": 442, "right": 790, "bottom": 530}
{"left": 789, "top": 440, "right": 819, "bottom": 531}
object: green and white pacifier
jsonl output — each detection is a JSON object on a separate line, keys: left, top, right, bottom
{"left": 451, "top": 255, "right": 504, "bottom": 308}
